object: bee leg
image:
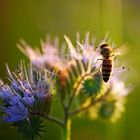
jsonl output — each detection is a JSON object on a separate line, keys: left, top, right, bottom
{"left": 94, "top": 58, "right": 103, "bottom": 65}
{"left": 111, "top": 54, "right": 115, "bottom": 57}
{"left": 99, "top": 64, "right": 102, "bottom": 72}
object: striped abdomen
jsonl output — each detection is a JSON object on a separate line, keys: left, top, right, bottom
{"left": 102, "top": 59, "right": 112, "bottom": 82}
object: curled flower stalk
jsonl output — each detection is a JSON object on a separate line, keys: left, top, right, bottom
{"left": 0, "top": 33, "right": 131, "bottom": 140}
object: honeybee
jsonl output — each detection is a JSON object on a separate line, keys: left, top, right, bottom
{"left": 100, "top": 43, "right": 115, "bottom": 82}
{"left": 99, "top": 40, "right": 127, "bottom": 82}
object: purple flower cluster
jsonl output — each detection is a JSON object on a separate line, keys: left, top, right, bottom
{"left": 0, "top": 84, "right": 28, "bottom": 122}
{"left": 0, "top": 64, "right": 52, "bottom": 123}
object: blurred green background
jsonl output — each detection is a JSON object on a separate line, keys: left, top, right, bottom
{"left": 0, "top": 0, "right": 140, "bottom": 140}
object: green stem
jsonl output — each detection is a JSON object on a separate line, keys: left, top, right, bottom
{"left": 31, "top": 112, "right": 65, "bottom": 127}
{"left": 62, "top": 119, "right": 71, "bottom": 140}
{"left": 69, "top": 89, "right": 110, "bottom": 116}
{"left": 61, "top": 69, "right": 98, "bottom": 140}
{"left": 46, "top": 115, "right": 65, "bottom": 127}
{"left": 67, "top": 72, "right": 95, "bottom": 110}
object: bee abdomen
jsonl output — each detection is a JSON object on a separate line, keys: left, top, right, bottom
{"left": 102, "top": 59, "right": 112, "bottom": 82}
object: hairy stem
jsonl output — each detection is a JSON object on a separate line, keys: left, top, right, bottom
{"left": 68, "top": 89, "right": 109, "bottom": 116}
{"left": 67, "top": 73, "right": 93, "bottom": 110}
{"left": 32, "top": 113, "right": 65, "bottom": 127}
{"left": 60, "top": 69, "right": 98, "bottom": 140}
{"left": 46, "top": 115, "right": 65, "bottom": 127}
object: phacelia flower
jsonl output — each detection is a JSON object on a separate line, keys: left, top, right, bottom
{"left": 0, "top": 82, "right": 28, "bottom": 122}
{"left": 0, "top": 33, "right": 131, "bottom": 140}
{"left": 18, "top": 33, "right": 129, "bottom": 105}
{"left": 0, "top": 63, "right": 52, "bottom": 123}
{"left": 97, "top": 75, "right": 130, "bottom": 122}
{"left": 18, "top": 33, "right": 103, "bottom": 102}
{"left": 81, "top": 74, "right": 130, "bottom": 122}
{"left": 18, "top": 33, "right": 101, "bottom": 72}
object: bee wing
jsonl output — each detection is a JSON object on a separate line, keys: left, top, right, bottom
{"left": 111, "top": 43, "right": 129, "bottom": 56}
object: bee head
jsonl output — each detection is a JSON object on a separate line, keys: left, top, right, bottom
{"left": 100, "top": 43, "right": 109, "bottom": 49}
{"left": 100, "top": 43, "right": 111, "bottom": 58}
